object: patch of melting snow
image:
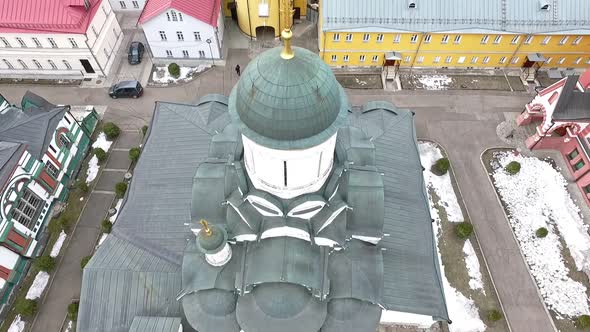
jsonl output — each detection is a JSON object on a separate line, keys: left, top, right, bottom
{"left": 152, "top": 65, "right": 211, "bottom": 84}
{"left": 25, "top": 272, "right": 49, "bottom": 300}
{"left": 464, "top": 240, "right": 485, "bottom": 294}
{"left": 492, "top": 152, "right": 590, "bottom": 317}
{"left": 50, "top": 231, "right": 67, "bottom": 258}
{"left": 416, "top": 75, "right": 452, "bottom": 90}
{"left": 86, "top": 156, "right": 99, "bottom": 184}
{"left": 92, "top": 133, "right": 112, "bottom": 152}
{"left": 8, "top": 315, "right": 24, "bottom": 332}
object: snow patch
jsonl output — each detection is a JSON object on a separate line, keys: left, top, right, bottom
{"left": 79, "top": 197, "right": 84, "bottom": 201}
{"left": 152, "top": 65, "right": 211, "bottom": 84}
{"left": 26, "top": 272, "right": 49, "bottom": 300}
{"left": 380, "top": 310, "right": 434, "bottom": 328}
{"left": 92, "top": 132, "right": 112, "bottom": 152}
{"left": 109, "top": 199, "right": 123, "bottom": 223}
{"left": 8, "top": 315, "right": 24, "bottom": 332}
{"left": 86, "top": 156, "right": 99, "bottom": 184}
{"left": 416, "top": 75, "right": 452, "bottom": 90}
{"left": 463, "top": 240, "right": 485, "bottom": 294}
{"left": 97, "top": 233, "right": 109, "bottom": 248}
{"left": 50, "top": 231, "right": 67, "bottom": 258}
{"left": 492, "top": 152, "right": 590, "bottom": 317}
{"left": 65, "top": 321, "right": 73, "bottom": 332}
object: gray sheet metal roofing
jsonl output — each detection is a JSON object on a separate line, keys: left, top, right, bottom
{"left": 552, "top": 75, "right": 590, "bottom": 121}
{"left": 321, "top": 0, "right": 590, "bottom": 34}
{"left": 77, "top": 96, "right": 448, "bottom": 331}
{"left": 128, "top": 316, "right": 182, "bottom": 332}
{"left": 0, "top": 141, "right": 23, "bottom": 189}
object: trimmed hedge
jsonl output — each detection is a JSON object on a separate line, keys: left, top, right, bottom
{"left": 103, "top": 122, "right": 120, "bottom": 140}
{"left": 115, "top": 182, "right": 128, "bottom": 198}
{"left": 77, "top": 180, "right": 89, "bottom": 194}
{"left": 15, "top": 299, "right": 37, "bottom": 317}
{"left": 80, "top": 255, "right": 92, "bottom": 270}
{"left": 487, "top": 309, "right": 503, "bottom": 322}
{"left": 48, "top": 217, "right": 69, "bottom": 234}
{"left": 101, "top": 219, "right": 113, "bottom": 234}
{"left": 536, "top": 227, "right": 549, "bottom": 238}
{"left": 168, "top": 63, "right": 181, "bottom": 78}
{"left": 455, "top": 222, "right": 473, "bottom": 239}
{"left": 142, "top": 125, "right": 148, "bottom": 136}
{"left": 505, "top": 161, "right": 521, "bottom": 175}
{"left": 431, "top": 158, "right": 450, "bottom": 176}
{"left": 67, "top": 302, "right": 79, "bottom": 321}
{"left": 34, "top": 255, "right": 56, "bottom": 272}
{"left": 129, "top": 147, "right": 141, "bottom": 163}
{"left": 94, "top": 148, "right": 107, "bottom": 163}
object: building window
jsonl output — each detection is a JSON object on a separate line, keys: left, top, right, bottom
{"left": 0, "top": 37, "right": 11, "bottom": 47}
{"left": 198, "top": 50, "right": 205, "bottom": 57}
{"left": 343, "top": 54, "right": 349, "bottom": 62}
{"left": 18, "top": 60, "right": 28, "bottom": 69}
{"left": 283, "top": 161, "right": 288, "bottom": 187}
{"left": 558, "top": 57, "right": 565, "bottom": 64}
{"left": 91, "top": 26, "right": 98, "bottom": 37}
{"left": 511, "top": 57, "right": 519, "bottom": 64}
{"left": 410, "top": 34, "right": 418, "bottom": 43}
{"left": 546, "top": 57, "right": 552, "bottom": 64}
{"left": 57, "top": 134, "right": 70, "bottom": 149}
{"left": 573, "top": 36, "right": 583, "bottom": 45}
{"left": 453, "top": 35, "right": 462, "bottom": 44}
{"left": 166, "top": 12, "right": 170, "bottom": 21}
{"left": 493, "top": 35, "right": 502, "bottom": 44}
{"left": 2, "top": 59, "right": 13, "bottom": 69}
{"left": 586, "top": 58, "right": 590, "bottom": 65}
{"left": 331, "top": 55, "right": 337, "bottom": 62}
{"left": 568, "top": 149, "right": 579, "bottom": 160}
{"left": 471, "top": 56, "right": 478, "bottom": 64}
{"left": 404, "top": 56, "right": 411, "bottom": 63}
{"left": 445, "top": 56, "right": 452, "bottom": 63}
{"left": 559, "top": 36, "right": 569, "bottom": 45}
{"left": 345, "top": 33, "right": 352, "bottom": 42}
{"left": 68, "top": 38, "right": 78, "bottom": 48}
{"left": 574, "top": 160, "right": 585, "bottom": 170}
{"left": 178, "top": 12, "right": 183, "bottom": 21}
{"left": 166, "top": 50, "right": 173, "bottom": 57}
{"left": 393, "top": 34, "right": 401, "bottom": 43}
{"left": 584, "top": 185, "right": 590, "bottom": 194}
{"left": 32, "top": 38, "right": 42, "bottom": 48}
{"left": 433, "top": 56, "right": 441, "bottom": 63}
{"left": 63, "top": 60, "right": 72, "bottom": 69}
{"left": 524, "top": 35, "right": 533, "bottom": 44}
{"left": 182, "top": 50, "right": 189, "bottom": 58}
{"left": 101, "top": 5, "right": 108, "bottom": 15}
{"left": 575, "top": 57, "right": 582, "bottom": 64}
{"left": 132, "top": 0, "right": 139, "bottom": 8}
{"left": 171, "top": 10, "right": 178, "bottom": 21}
{"left": 371, "top": 55, "right": 379, "bottom": 62}
{"left": 481, "top": 35, "right": 489, "bottom": 44}
{"left": 499, "top": 56, "right": 507, "bottom": 64}
{"left": 333, "top": 33, "right": 340, "bottom": 42}
{"left": 542, "top": 36, "right": 551, "bottom": 45}
{"left": 159, "top": 31, "right": 167, "bottom": 41}
{"left": 119, "top": 1, "right": 126, "bottom": 9}
{"left": 482, "top": 56, "right": 490, "bottom": 64}
{"left": 363, "top": 34, "right": 370, "bottom": 42}
{"left": 441, "top": 35, "right": 449, "bottom": 44}
{"left": 457, "top": 56, "right": 465, "bottom": 64}
{"left": 376, "top": 34, "right": 384, "bottom": 42}
{"left": 46, "top": 162, "right": 59, "bottom": 178}
{"left": 511, "top": 35, "right": 520, "bottom": 44}
{"left": 359, "top": 55, "right": 366, "bottom": 62}
{"left": 11, "top": 188, "right": 43, "bottom": 229}
{"left": 177, "top": 31, "right": 184, "bottom": 41}
{"left": 16, "top": 37, "right": 26, "bottom": 47}
{"left": 32, "top": 59, "right": 42, "bottom": 69}
{"left": 424, "top": 35, "right": 432, "bottom": 43}
{"left": 47, "top": 60, "right": 57, "bottom": 69}
{"left": 48, "top": 38, "right": 58, "bottom": 48}
{"left": 194, "top": 32, "right": 201, "bottom": 41}
{"left": 416, "top": 56, "right": 424, "bottom": 63}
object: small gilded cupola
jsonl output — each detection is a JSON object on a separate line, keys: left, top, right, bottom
{"left": 195, "top": 219, "right": 232, "bottom": 267}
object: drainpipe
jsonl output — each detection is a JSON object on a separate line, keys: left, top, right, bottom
{"left": 530, "top": 121, "right": 555, "bottom": 150}
{"left": 321, "top": 30, "right": 327, "bottom": 62}
{"left": 408, "top": 32, "right": 425, "bottom": 76}
{"left": 506, "top": 33, "right": 527, "bottom": 70}
{"left": 245, "top": 0, "right": 253, "bottom": 40}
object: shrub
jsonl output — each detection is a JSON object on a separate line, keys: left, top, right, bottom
{"left": 455, "top": 222, "right": 474, "bottom": 239}
{"left": 487, "top": 309, "right": 503, "bottom": 322}
{"left": 115, "top": 182, "right": 128, "bottom": 198}
{"left": 77, "top": 180, "right": 89, "bottom": 194}
{"left": 142, "top": 125, "right": 148, "bottom": 136}
{"left": 15, "top": 299, "right": 37, "bottom": 317}
{"left": 80, "top": 255, "right": 92, "bottom": 269}
{"left": 129, "top": 147, "right": 141, "bottom": 163}
{"left": 577, "top": 315, "right": 590, "bottom": 329}
{"left": 103, "top": 122, "right": 120, "bottom": 140}
{"left": 168, "top": 63, "right": 181, "bottom": 78}
{"left": 505, "top": 161, "right": 521, "bottom": 175}
{"left": 536, "top": 227, "right": 549, "bottom": 238}
{"left": 48, "top": 217, "right": 68, "bottom": 234}
{"left": 67, "top": 302, "right": 79, "bottom": 321}
{"left": 101, "top": 219, "right": 112, "bottom": 234}
{"left": 34, "top": 255, "right": 56, "bottom": 272}
{"left": 431, "top": 157, "right": 450, "bottom": 176}
{"left": 94, "top": 148, "right": 107, "bottom": 163}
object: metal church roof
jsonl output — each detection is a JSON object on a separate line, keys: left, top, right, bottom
{"left": 128, "top": 317, "right": 182, "bottom": 332}
{"left": 321, "top": 0, "right": 590, "bottom": 34}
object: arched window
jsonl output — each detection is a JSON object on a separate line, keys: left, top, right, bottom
{"left": 32, "top": 59, "right": 42, "bottom": 69}
{"left": 63, "top": 60, "right": 72, "bottom": 70}
{"left": 17, "top": 60, "right": 27, "bottom": 69}
{"left": 2, "top": 59, "right": 13, "bottom": 69}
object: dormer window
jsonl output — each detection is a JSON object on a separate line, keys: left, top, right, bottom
{"left": 539, "top": 0, "right": 550, "bottom": 10}
{"left": 408, "top": 1, "right": 417, "bottom": 8}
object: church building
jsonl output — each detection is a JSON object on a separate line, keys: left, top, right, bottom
{"left": 77, "top": 17, "right": 448, "bottom": 332}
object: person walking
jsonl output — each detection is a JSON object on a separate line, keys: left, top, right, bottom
{"left": 235, "top": 64, "right": 241, "bottom": 76}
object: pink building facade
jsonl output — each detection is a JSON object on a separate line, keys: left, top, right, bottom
{"left": 517, "top": 68, "right": 590, "bottom": 204}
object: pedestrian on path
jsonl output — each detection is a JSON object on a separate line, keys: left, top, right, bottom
{"left": 235, "top": 64, "right": 241, "bottom": 76}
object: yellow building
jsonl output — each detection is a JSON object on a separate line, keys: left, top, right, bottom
{"left": 222, "top": 0, "right": 307, "bottom": 39}
{"left": 319, "top": 0, "right": 590, "bottom": 76}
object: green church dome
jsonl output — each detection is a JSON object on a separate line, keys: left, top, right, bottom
{"left": 228, "top": 46, "right": 348, "bottom": 150}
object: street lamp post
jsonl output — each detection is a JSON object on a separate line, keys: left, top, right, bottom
{"left": 206, "top": 38, "right": 215, "bottom": 66}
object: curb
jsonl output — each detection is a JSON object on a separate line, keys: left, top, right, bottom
{"left": 479, "top": 147, "right": 558, "bottom": 332}
{"left": 419, "top": 138, "right": 512, "bottom": 332}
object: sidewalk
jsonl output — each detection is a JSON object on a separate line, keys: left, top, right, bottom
{"left": 30, "top": 130, "right": 141, "bottom": 332}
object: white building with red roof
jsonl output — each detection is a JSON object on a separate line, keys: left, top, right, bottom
{"left": 0, "top": 0, "right": 123, "bottom": 81}
{"left": 111, "top": 0, "right": 146, "bottom": 11}
{"left": 138, "top": 0, "right": 224, "bottom": 60}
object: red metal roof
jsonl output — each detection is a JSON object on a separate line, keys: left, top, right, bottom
{"left": 579, "top": 67, "right": 590, "bottom": 91}
{"left": 139, "top": 0, "right": 221, "bottom": 27}
{"left": 0, "top": 0, "right": 101, "bottom": 34}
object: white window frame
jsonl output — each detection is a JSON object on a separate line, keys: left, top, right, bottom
{"left": 182, "top": 50, "right": 189, "bottom": 58}
{"left": 542, "top": 36, "right": 551, "bottom": 45}
{"left": 482, "top": 56, "right": 490, "bottom": 64}
{"left": 166, "top": 50, "right": 173, "bottom": 57}
{"left": 12, "top": 188, "right": 43, "bottom": 229}
{"left": 546, "top": 57, "right": 552, "bottom": 64}
{"left": 345, "top": 34, "right": 352, "bottom": 42}
{"left": 558, "top": 57, "right": 565, "bottom": 64}
{"left": 18, "top": 59, "right": 28, "bottom": 69}
{"left": 333, "top": 33, "right": 340, "bottom": 42}
{"left": 132, "top": 0, "right": 139, "bottom": 8}
{"left": 68, "top": 38, "right": 78, "bottom": 48}
{"left": 471, "top": 56, "right": 478, "bottom": 64}
{"left": 559, "top": 36, "right": 569, "bottom": 45}
{"left": 46, "top": 162, "right": 59, "bottom": 178}
{"left": 359, "top": 55, "right": 366, "bottom": 62}
{"left": 171, "top": 10, "right": 178, "bottom": 21}
{"left": 524, "top": 35, "right": 533, "bottom": 44}
{"left": 159, "top": 31, "right": 167, "bottom": 41}
{"left": 376, "top": 34, "right": 384, "bottom": 42}
{"left": 343, "top": 54, "right": 349, "bottom": 62}
{"left": 16, "top": 37, "right": 26, "bottom": 47}
{"left": 416, "top": 56, "right": 424, "bottom": 63}
{"left": 573, "top": 36, "right": 583, "bottom": 45}
{"left": 393, "top": 34, "right": 401, "bottom": 43}
{"left": 457, "top": 56, "right": 465, "bottom": 64}
{"left": 575, "top": 57, "right": 582, "bottom": 64}
{"left": 371, "top": 55, "right": 379, "bottom": 62}
{"left": 119, "top": 1, "right": 126, "bottom": 9}
{"left": 480, "top": 35, "right": 489, "bottom": 44}
{"left": 48, "top": 60, "right": 57, "bottom": 69}
{"left": 3, "top": 59, "right": 13, "bottom": 69}
{"left": 511, "top": 56, "right": 519, "bottom": 64}
{"left": 510, "top": 35, "right": 520, "bottom": 44}
{"left": 331, "top": 54, "right": 337, "bottom": 62}
{"left": 177, "top": 31, "right": 184, "bottom": 41}
{"left": 453, "top": 35, "right": 462, "bottom": 44}
{"left": 32, "top": 37, "right": 42, "bottom": 48}
{"left": 404, "top": 55, "right": 411, "bottom": 63}
{"left": 410, "top": 34, "right": 418, "bottom": 43}
{"left": 194, "top": 32, "right": 201, "bottom": 41}
{"left": 445, "top": 56, "right": 452, "bottom": 63}
{"left": 198, "top": 50, "right": 206, "bottom": 58}
{"left": 32, "top": 59, "right": 42, "bottom": 69}
{"left": 433, "top": 56, "right": 441, "bottom": 63}
{"left": 441, "top": 35, "right": 449, "bottom": 44}
{"left": 0, "top": 37, "right": 10, "bottom": 47}
{"left": 493, "top": 35, "right": 502, "bottom": 44}
{"left": 499, "top": 56, "right": 507, "bottom": 64}
{"left": 363, "top": 34, "right": 370, "bottom": 42}
{"left": 424, "top": 35, "right": 431, "bottom": 43}
{"left": 48, "top": 38, "right": 57, "bottom": 48}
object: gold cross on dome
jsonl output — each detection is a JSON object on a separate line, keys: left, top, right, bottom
{"left": 200, "top": 219, "right": 212, "bottom": 236}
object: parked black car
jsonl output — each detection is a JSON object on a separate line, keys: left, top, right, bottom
{"left": 108, "top": 80, "right": 143, "bottom": 99}
{"left": 128, "top": 42, "right": 145, "bottom": 65}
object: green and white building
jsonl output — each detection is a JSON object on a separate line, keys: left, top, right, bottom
{"left": 0, "top": 92, "right": 97, "bottom": 306}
